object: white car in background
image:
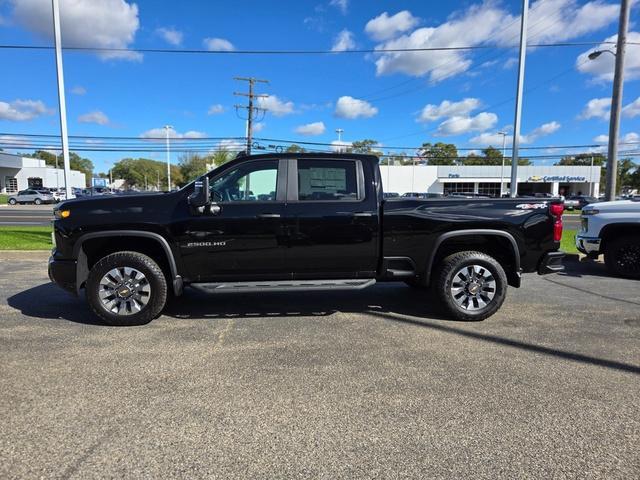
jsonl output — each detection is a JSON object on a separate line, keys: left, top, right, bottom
{"left": 576, "top": 200, "right": 640, "bottom": 279}
{"left": 52, "top": 189, "right": 76, "bottom": 203}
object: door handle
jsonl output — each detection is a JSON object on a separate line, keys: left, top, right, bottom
{"left": 353, "top": 212, "right": 373, "bottom": 217}
{"left": 258, "top": 213, "right": 281, "bottom": 218}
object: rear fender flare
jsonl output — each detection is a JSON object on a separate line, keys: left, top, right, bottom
{"left": 424, "top": 229, "right": 521, "bottom": 286}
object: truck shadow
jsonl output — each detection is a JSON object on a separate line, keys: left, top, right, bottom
{"left": 5, "top": 282, "right": 451, "bottom": 326}
{"left": 7, "top": 280, "right": 640, "bottom": 375}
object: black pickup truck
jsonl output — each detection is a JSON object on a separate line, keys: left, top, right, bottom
{"left": 49, "top": 153, "right": 565, "bottom": 326}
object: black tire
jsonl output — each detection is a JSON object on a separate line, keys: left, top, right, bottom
{"left": 34, "top": 198, "right": 42, "bottom": 205}
{"left": 86, "top": 251, "right": 167, "bottom": 326}
{"left": 8, "top": 198, "right": 16, "bottom": 205}
{"left": 604, "top": 235, "right": 640, "bottom": 279}
{"left": 433, "top": 251, "right": 508, "bottom": 321}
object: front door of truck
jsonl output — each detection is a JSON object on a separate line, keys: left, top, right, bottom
{"left": 283, "top": 158, "right": 379, "bottom": 279}
{"left": 174, "top": 159, "right": 289, "bottom": 282}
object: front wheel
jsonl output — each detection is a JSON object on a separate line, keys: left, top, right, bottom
{"left": 86, "top": 251, "right": 168, "bottom": 326}
{"left": 8, "top": 198, "right": 17, "bottom": 205}
{"left": 433, "top": 251, "right": 508, "bottom": 321}
{"left": 34, "top": 198, "right": 42, "bottom": 205}
{"left": 604, "top": 235, "right": 640, "bottom": 279}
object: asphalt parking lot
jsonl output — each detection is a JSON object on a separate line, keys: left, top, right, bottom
{"left": 1, "top": 252, "right": 638, "bottom": 478}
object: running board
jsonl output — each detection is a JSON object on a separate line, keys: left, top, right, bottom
{"left": 192, "top": 278, "right": 376, "bottom": 294}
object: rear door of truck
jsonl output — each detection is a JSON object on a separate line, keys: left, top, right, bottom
{"left": 283, "top": 157, "right": 380, "bottom": 279}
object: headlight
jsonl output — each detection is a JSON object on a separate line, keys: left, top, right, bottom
{"left": 54, "top": 209, "right": 71, "bottom": 219}
{"left": 582, "top": 209, "right": 599, "bottom": 216}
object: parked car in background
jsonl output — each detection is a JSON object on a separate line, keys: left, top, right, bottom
{"left": 564, "top": 195, "right": 597, "bottom": 210}
{"left": 8, "top": 189, "right": 55, "bottom": 205}
{"left": 576, "top": 199, "right": 640, "bottom": 279}
{"left": 53, "top": 189, "right": 76, "bottom": 203}
{"left": 383, "top": 192, "right": 400, "bottom": 199}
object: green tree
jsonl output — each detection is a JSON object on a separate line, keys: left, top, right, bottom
{"left": 211, "top": 149, "right": 232, "bottom": 167}
{"left": 556, "top": 153, "right": 606, "bottom": 166}
{"left": 349, "top": 139, "right": 382, "bottom": 156}
{"left": 418, "top": 142, "right": 458, "bottom": 165}
{"left": 112, "top": 158, "right": 183, "bottom": 190}
{"left": 286, "top": 144, "right": 306, "bottom": 153}
{"left": 178, "top": 153, "right": 209, "bottom": 183}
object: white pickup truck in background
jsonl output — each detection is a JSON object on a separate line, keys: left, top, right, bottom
{"left": 576, "top": 200, "right": 640, "bottom": 279}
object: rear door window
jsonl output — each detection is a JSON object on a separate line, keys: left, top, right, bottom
{"left": 296, "top": 159, "right": 359, "bottom": 201}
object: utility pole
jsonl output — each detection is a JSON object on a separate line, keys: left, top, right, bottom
{"left": 509, "top": 0, "right": 529, "bottom": 198}
{"left": 51, "top": 0, "right": 72, "bottom": 199}
{"left": 164, "top": 125, "right": 172, "bottom": 190}
{"left": 498, "top": 131, "right": 508, "bottom": 197}
{"left": 605, "top": 0, "right": 630, "bottom": 201}
{"left": 336, "top": 128, "right": 344, "bottom": 142}
{"left": 234, "top": 77, "right": 268, "bottom": 154}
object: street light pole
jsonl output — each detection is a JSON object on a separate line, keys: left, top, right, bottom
{"left": 509, "top": 0, "right": 529, "bottom": 198}
{"left": 164, "top": 125, "right": 172, "bottom": 190}
{"left": 605, "top": 0, "right": 630, "bottom": 200}
{"left": 51, "top": 0, "right": 72, "bottom": 199}
{"left": 498, "top": 131, "right": 507, "bottom": 197}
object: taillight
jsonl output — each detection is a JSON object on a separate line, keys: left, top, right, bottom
{"left": 550, "top": 202, "right": 563, "bottom": 242}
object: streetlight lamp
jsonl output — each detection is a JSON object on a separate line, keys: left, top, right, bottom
{"left": 497, "top": 131, "right": 508, "bottom": 197}
{"left": 164, "top": 125, "right": 173, "bottom": 191}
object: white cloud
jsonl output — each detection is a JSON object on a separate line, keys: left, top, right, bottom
{"left": 593, "top": 132, "right": 640, "bottom": 144}
{"left": 0, "top": 99, "right": 51, "bottom": 121}
{"left": 334, "top": 96, "right": 378, "bottom": 119}
{"left": 329, "top": 0, "right": 348, "bottom": 15}
{"left": 78, "top": 110, "right": 109, "bottom": 125}
{"left": 436, "top": 112, "right": 497, "bottom": 136}
{"left": 579, "top": 98, "right": 610, "bottom": 120}
{"left": 203, "top": 37, "right": 235, "bottom": 51}
{"left": 0, "top": 135, "right": 33, "bottom": 148}
{"left": 253, "top": 122, "right": 266, "bottom": 133}
{"left": 470, "top": 121, "right": 561, "bottom": 145}
{"left": 371, "top": 0, "right": 620, "bottom": 82}
{"left": 503, "top": 57, "right": 518, "bottom": 70}
{"left": 365, "top": 10, "right": 419, "bottom": 41}
{"left": 70, "top": 85, "right": 86, "bottom": 95}
{"left": 577, "top": 32, "right": 640, "bottom": 82}
{"left": 418, "top": 98, "right": 480, "bottom": 122}
{"left": 257, "top": 95, "right": 295, "bottom": 117}
{"left": 141, "top": 127, "right": 207, "bottom": 141}
{"left": 622, "top": 97, "right": 640, "bottom": 119}
{"left": 11, "top": 0, "right": 141, "bottom": 61}
{"left": 156, "top": 27, "right": 183, "bottom": 46}
{"left": 295, "top": 121, "right": 326, "bottom": 136}
{"left": 331, "top": 29, "right": 355, "bottom": 52}
{"left": 216, "top": 139, "right": 245, "bottom": 151}
{"left": 207, "top": 104, "right": 225, "bottom": 115}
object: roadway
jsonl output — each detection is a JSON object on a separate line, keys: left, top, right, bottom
{"left": 1, "top": 252, "right": 638, "bottom": 478}
{"left": 0, "top": 204, "right": 54, "bottom": 226}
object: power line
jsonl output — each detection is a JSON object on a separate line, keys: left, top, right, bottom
{"left": 0, "top": 41, "right": 633, "bottom": 55}
{"left": 233, "top": 77, "right": 269, "bottom": 154}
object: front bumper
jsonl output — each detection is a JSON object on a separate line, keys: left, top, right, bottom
{"left": 538, "top": 251, "right": 565, "bottom": 274}
{"left": 48, "top": 255, "right": 77, "bottom": 294}
{"left": 575, "top": 235, "right": 601, "bottom": 256}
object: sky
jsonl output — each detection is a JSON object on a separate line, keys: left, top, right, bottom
{"left": 0, "top": 0, "right": 639, "bottom": 173}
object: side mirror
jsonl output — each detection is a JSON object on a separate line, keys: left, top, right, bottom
{"left": 188, "top": 175, "right": 210, "bottom": 210}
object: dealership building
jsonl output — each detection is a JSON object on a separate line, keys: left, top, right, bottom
{"left": 0, "top": 152, "right": 86, "bottom": 193}
{"left": 379, "top": 164, "right": 601, "bottom": 197}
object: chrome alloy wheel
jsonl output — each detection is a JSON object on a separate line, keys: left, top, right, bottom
{"left": 98, "top": 267, "right": 151, "bottom": 315}
{"left": 450, "top": 264, "right": 496, "bottom": 311}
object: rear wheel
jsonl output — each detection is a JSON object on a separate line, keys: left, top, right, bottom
{"left": 34, "top": 198, "right": 42, "bottom": 205}
{"left": 86, "top": 251, "right": 167, "bottom": 326}
{"left": 433, "top": 251, "right": 507, "bottom": 321}
{"left": 604, "top": 235, "right": 640, "bottom": 279}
